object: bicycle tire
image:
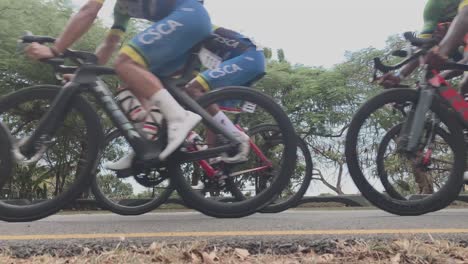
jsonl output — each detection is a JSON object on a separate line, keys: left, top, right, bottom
{"left": 345, "top": 88, "right": 465, "bottom": 216}
{"left": 376, "top": 123, "right": 452, "bottom": 202}
{"left": 0, "top": 86, "right": 102, "bottom": 222}
{"left": 172, "top": 87, "right": 297, "bottom": 218}
{"left": 91, "top": 129, "right": 175, "bottom": 215}
{"left": 0, "top": 122, "right": 14, "bottom": 190}
{"left": 248, "top": 124, "right": 313, "bottom": 213}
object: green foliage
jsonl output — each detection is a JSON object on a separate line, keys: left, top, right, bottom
{"left": 0, "top": 1, "right": 417, "bottom": 196}
{"left": 96, "top": 174, "right": 133, "bottom": 199}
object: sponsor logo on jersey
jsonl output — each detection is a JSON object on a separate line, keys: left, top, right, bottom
{"left": 209, "top": 64, "right": 243, "bottom": 79}
{"left": 213, "top": 34, "right": 240, "bottom": 48}
{"left": 139, "top": 20, "right": 184, "bottom": 44}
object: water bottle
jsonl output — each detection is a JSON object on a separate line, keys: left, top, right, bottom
{"left": 143, "top": 106, "right": 164, "bottom": 140}
{"left": 116, "top": 89, "right": 147, "bottom": 122}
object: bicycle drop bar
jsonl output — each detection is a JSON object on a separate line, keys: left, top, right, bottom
{"left": 374, "top": 32, "right": 468, "bottom": 75}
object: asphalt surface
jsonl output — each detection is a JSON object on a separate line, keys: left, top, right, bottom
{"left": 2, "top": 208, "right": 468, "bottom": 243}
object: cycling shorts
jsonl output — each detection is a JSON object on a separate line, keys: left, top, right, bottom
{"left": 119, "top": 0, "right": 211, "bottom": 73}
{"left": 195, "top": 48, "right": 266, "bottom": 109}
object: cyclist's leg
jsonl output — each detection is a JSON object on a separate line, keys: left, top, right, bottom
{"left": 186, "top": 49, "right": 266, "bottom": 163}
{"left": 107, "top": 0, "right": 211, "bottom": 170}
{"left": 105, "top": 53, "right": 191, "bottom": 170}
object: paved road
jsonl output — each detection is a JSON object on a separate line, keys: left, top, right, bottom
{"left": 2, "top": 209, "right": 468, "bottom": 243}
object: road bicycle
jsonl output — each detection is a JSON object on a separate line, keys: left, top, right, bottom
{"left": 0, "top": 34, "right": 296, "bottom": 222}
{"left": 92, "top": 123, "right": 313, "bottom": 215}
{"left": 345, "top": 32, "right": 468, "bottom": 215}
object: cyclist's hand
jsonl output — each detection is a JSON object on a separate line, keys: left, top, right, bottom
{"left": 25, "top": 42, "right": 54, "bottom": 60}
{"left": 424, "top": 46, "right": 448, "bottom": 69}
{"left": 433, "top": 22, "right": 451, "bottom": 43}
{"left": 62, "top": 74, "right": 75, "bottom": 84}
{"left": 378, "top": 73, "right": 401, "bottom": 88}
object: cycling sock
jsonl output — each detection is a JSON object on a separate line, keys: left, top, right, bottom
{"left": 150, "top": 89, "right": 187, "bottom": 120}
{"left": 150, "top": 89, "right": 201, "bottom": 160}
{"left": 142, "top": 106, "right": 163, "bottom": 140}
{"left": 116, "top": 88, "right": 147, "bottom": 122}
{"left": 213, "top": 111, "right": 240, "bottom": 136}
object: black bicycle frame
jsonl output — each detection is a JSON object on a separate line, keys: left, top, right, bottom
{"left": 18, "top": 64, "right": 240, "bottom": 166}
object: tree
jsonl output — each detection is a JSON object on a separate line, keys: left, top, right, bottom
{"left": 96, "top": 174, "right": 133, "bottom": 199}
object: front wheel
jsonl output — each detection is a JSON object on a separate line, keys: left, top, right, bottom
{"left": 172, "top": 87, "right": 297, "bottom": 218}
{"left": 376, "top": 122, "right": 454, "bottom": 202}
{"left": 0, "top": 86, "right": 103, "bottom": 222}
{"left": 345, "top": 88, "right": 465, "bottom": 216}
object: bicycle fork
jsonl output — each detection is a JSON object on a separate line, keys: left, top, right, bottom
{"left": 399, "top": 85, "right": 435, "bottom": 154}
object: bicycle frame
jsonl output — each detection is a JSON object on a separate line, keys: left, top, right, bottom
{"left": 194, "top": 126, "right": 274, "bottom": 180}
{"left": 15, "top": 64, "right": 241, "bottom": 167}
{"left": 401, "top": 68, "right": 468, "bottom": 153}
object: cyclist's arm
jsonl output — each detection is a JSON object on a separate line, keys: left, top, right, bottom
{"left": 440, "top": 53, "right": 468, "bottom": 79}
{"left": 439, "top": 3, "right": 468, "bottom": 56}
{"left": 53, "top": 0, "right": 103, "bottom": 53}
{"left": 95, "top": 5, "right": 129, "bottom": 65}
{"left": 95, "top": 33, "right": 121, "bottom": 65}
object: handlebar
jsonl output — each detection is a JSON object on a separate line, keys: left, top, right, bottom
{"left": 18, "top": 33, "right": 114, "bottom": 76}
{"left": 402, "top": 31, "right": 437, "bottom": 48}
{"left": 372, "top": 31, "right": 468, "bottom": 82}
{"left": 21, "top": 35, "right": 57, "bottom": 44}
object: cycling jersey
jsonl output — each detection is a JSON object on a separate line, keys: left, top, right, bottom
{"left": 93, "top": 0, "right": 212, "bottom": 74}
{"left": 203, "top": 26, "right": 257, "bottom": 59}
{"left": 93, "top": 0, "right": 179, "bottom": 36}
{"left": 420, "top": 0, "right": 468, "bottom": 38}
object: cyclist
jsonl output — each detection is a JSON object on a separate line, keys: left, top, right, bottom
{"left": 425, "top": 1, "right": 468, "bottom": 68}
{"left": 105, "top": 25, "right": 266, "bottom": 171}
{"left": 25, "top": 0, "right": 212, "bottom": 161}
{"left": 379, "top": 0, "right": 467, "bottom": 88}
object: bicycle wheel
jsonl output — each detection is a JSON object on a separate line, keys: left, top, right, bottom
{"left": 376, "top": 123, "right": 452, "bottom": 202}
{"left": 172, "top": 87, "right": 297, "bottom": 218}
{"left": 179, "top": 124, "right": 312, "bottom": 214}
{"left": 345, "top": 88, "right": 465, "bottom": 216}
{"left": 0, "top": 86, "right": 102, "bottom": 222}
{"left": 248, "top": 124, "right": 313, "bottom": 213}
{"left": 91, "top": 130, "right": 174, "bottom": 215}
{"left": 0, "top": 122, "right": 14, "bottom": 190}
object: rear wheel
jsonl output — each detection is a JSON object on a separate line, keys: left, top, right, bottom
{"left": 247, "top": 124, "right": 313, "bottom": 213}
{"left": 172, "top": 87, "right": 297, "bottom": 218}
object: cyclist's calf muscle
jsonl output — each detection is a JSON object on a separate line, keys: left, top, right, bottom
{"left": 185, "top": 79, "right": 219, "bottom": 115}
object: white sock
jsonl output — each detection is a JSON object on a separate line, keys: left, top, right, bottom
{"left": 149, "top": 89, "right": 186, "bottom": 121}
{"left": 213, "top": 111, "right": 240, "bottom": 136}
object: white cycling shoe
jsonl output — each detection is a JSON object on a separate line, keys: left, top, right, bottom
{"left": 105, "top": 111, "right": 201, "bottom": 171}
{"left": 464, "top": 171, "right": 468, "bottom": 182}
{"left": 159, "top": 111, "right": 201, "bottom": 160}
{"left": 220, "top": 132, "right": 250, "bottom": 164}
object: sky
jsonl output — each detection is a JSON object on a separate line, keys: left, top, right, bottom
{"left": 72, "top": 0, "right": 427, "bottom": 68}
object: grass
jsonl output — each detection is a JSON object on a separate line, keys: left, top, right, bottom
{"left": 2, "top": 239, "right": 468, "bottom": 263}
